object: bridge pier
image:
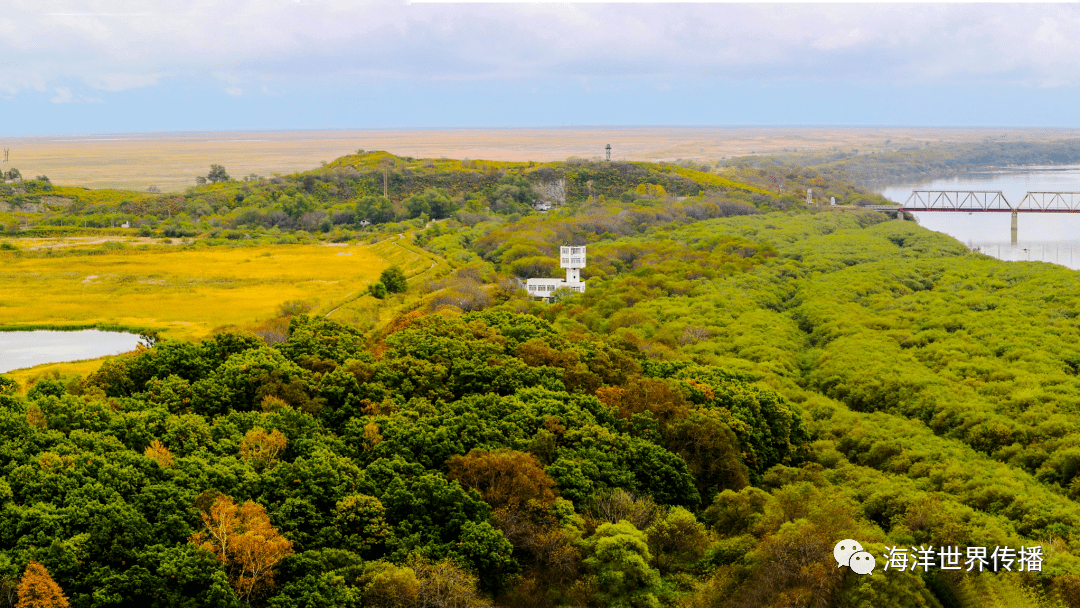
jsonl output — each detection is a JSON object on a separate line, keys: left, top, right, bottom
{"left": 1011, "top": 211, "right": 1017, "bottom": 246}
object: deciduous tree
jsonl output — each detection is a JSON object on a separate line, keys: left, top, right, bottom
{"left": 207, "top": 164, "right": 230, "bottom": 184}
{"left": 15, "top": 561, "right": 68, "bottom": 608}
{"left": 191, "top": 495, "right": 295, "bottom": 603}
{"left": 446, "top": 448, "right": 558, "bottom": 510}
{"left": 144, "top": 439, "right": 174, "bottom": 468}
{"left": 410, "top": 557, "right": 492, "bottom": 608}
{"left": 595, "top": 377, "right": 689, "bottom": 431}
{"left": 239, "top": 427, "right": 287, "bottom": 470}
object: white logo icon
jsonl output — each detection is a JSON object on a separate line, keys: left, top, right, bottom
{"left": 834, "top": 539, "right": 864, "bottom": 568}
{"left": 849, "top": 551, "right": 876, "bottom": 575}
{"left": 834, "top": 540, "right": 876, "bottom": 575}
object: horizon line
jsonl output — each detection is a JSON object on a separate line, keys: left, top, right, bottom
{"left": 5, "top": 125, "right": 1080, "bottom": 139}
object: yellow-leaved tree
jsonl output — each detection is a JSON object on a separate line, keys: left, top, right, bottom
{"left": 238, "top": 427, "right": 287, "bottom": 470}
{"left": 190, "top": 495, "right": 294, "bottom": 603}
{"left": 144, "top": 440, "right": 174, "bottom": 468}
{"left": 15, "top": 561, "right": 68, "bottom": 608}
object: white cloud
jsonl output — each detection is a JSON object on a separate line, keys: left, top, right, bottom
{"left": 47, "top": 85, "right": 101, "bottom": 103}
{"left": 83, "top": 72, "right": 161, "bottom": 92}
{"left": 6, "top": 2, "right": 1080, "bottom": 97}
{"left": 49, "top": 86, "right": 73, "bottom": 103}
{"left": 812, "top": 28, "right": 867, "bottom": 52}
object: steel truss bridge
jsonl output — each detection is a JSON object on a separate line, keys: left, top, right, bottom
{"left": 861, "top": 190, "right": 1080, "bottom": 245}
{"left": 884, "top": 191, "right": 1080, "bottom": 213}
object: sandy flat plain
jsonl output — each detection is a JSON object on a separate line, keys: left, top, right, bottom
{"left": 3, "top": 127, "right": 1080, "bottom": 193}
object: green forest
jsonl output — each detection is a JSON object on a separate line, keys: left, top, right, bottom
{"left": 0, "top": 150, "right": 877, "bottom": 242}
{"left": 4, "top": 151, "right": 1080, "bottom": 608}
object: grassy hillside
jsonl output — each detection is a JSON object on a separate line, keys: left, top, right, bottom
{"left": 1, "top": 151, "right": 895, "bottom": 244}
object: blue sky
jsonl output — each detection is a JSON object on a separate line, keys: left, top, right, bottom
{"left": 3, "top": 2, "right": 1080, "bottom": 135}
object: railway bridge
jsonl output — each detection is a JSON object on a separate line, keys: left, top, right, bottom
{"left": 865, "top": 191, "right": 1080, "bottom": 245}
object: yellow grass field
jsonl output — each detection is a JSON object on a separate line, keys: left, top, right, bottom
{"left": 0, "top": 236, "right": 436, "bottom": 391}
{"left": 0, "top": 238, "right": 428, "bottom": 342}
{"left": 4, "top": 359, "right": 108, "bottom": 396}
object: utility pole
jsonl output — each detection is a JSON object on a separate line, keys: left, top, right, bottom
{"left": 383, "top": 169, "right": 388, "bottom": 199}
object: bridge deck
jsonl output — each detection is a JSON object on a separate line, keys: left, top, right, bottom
{"left": 894, "top": 190, "right": 1080, "bottom": 213}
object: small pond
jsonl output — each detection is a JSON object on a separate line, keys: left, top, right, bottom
{"left": 0, "top": 330, "right": 144, "bottom": 374}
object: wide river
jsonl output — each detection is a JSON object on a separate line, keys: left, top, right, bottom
{"left": 878, "top": 165, "right": 1080, "bottom": 270}
{"left": 0, "top": 330, "right": 143, "bottom": 374}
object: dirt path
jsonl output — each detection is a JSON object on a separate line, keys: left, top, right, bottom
{"left": 394, "top": 233, "right": 438, "bottom": 282}
{"left": 324, "top": 233, "right": 438, "bottom": 318}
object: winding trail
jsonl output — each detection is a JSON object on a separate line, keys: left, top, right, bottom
{"left": 324, "top": 233, "right": 439, "bottom": 318}
{"left": 324, "top": 291, "right": 355, "bottom": 318}
{"left": 394, "top": 233, "right": 438, "bottom": 281}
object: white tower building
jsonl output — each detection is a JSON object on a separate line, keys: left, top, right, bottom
{"left": 525, "top": 245, "right": 587, "bottom": 300}
{"left": 560, "top": 245, "right": 586, "bottom": 285}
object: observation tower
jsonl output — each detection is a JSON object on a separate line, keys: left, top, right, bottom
{"left": 525, "top": 246, "right": 587, "bottom": 300}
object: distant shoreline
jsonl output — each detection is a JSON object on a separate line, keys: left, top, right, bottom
{"left": 4, "top": 126, "right": 1080, "bottom": 193}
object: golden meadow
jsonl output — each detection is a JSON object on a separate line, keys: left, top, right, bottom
{"left": 0, "top": 237, "right": 435, "bottom": 382}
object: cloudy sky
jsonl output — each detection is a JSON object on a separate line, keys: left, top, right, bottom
{"left": 2, "top": 2, "right": 1080, "bottom": 134}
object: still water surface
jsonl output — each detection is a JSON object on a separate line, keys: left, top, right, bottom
{"left": 878, "top": 165, "right": 1080, "bottom": 270}
{"left": 0, "top": 330, "right": 143, "bottom": 373}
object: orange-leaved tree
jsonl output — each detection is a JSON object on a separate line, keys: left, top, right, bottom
{"left": 595, "top": 377, "right": 689, "bottom": 431}
{"left": 190, "top": 495, "right": 294, "bottom": 603}
{"left": 446, "top": 448, "right": 557, "bottom": 510}
{"left": 15, "top": 561, "right": 68, "bottom": 608}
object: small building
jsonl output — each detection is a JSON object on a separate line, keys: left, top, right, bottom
{"left": 525, "top": 278, "right": 565, "bottom": 297}
{"left": 525, "top": 246, "right": 587, "bottom": 300}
